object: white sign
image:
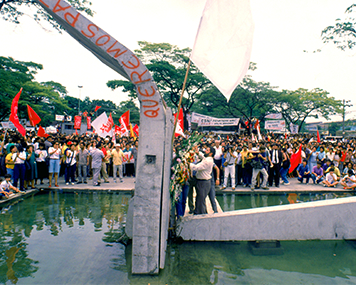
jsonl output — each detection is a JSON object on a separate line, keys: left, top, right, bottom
{"left": 55, "top": 115, "right": 72, "bottom": 122}
{"left": 265, "top": 120, "right": 285, "bottom": 130}
{"left": 191, "top": 112, "right": 239, "bottom": 127}
{"left": 1, "top": 122, "right": 15, "bottom": 129}
{"left": 265, "top": 113, "right": 282, "bottom": 119}
{"left": 290, "top": 123, "right": 299, "bottom": 134}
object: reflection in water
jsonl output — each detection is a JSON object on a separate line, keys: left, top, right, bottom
{"left": 1, "top": 191, "right": 356, "bottom": 284}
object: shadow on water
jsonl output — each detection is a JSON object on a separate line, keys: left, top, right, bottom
{"left": 1, "top": 191, "right": 356, "bottom": 284}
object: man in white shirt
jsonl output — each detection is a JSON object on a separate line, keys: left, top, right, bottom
{"left": 190, "top": 146, "right": 215, "bottom": 215}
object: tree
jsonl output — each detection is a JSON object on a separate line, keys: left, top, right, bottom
{"left": 0, "top": 0, "right": 94, "bottom": 32}
{"left": 274, "top": 88, "right": 342, "bottom": 130}
{"left": 0, "top": 56, "right": 73, "bottom": 125}
{"left": 321, "top": 4, "right": 356, "bottom": 50}
{"left": 228, "top": 78, "right": 276, "bottom": 122}
{"left": 107, "top": 41, "right": 212, "bottom": 117}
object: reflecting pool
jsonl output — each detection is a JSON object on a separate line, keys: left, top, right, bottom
{"left": 216, "top": 192, "right": 356, "bottom": 212}
{"left": 1, "top": 191, "right": 356, "bottom": 284}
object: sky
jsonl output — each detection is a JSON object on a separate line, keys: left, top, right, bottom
{"left": 1, "top": 0, "right": 356, "bottom": 123}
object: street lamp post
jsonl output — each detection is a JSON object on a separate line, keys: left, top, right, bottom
{"left": 342, "top": 99, "right": 353, "bottom": 136}
{"left": 78, "top": 86, "right": 83, "bottom": 115}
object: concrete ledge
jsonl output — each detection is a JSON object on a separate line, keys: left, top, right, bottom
{"left": 177, "top": 197, "right": 356, "bottom": 241}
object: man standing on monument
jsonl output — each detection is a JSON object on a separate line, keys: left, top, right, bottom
{"left": 190, "top": 146, "right": 215, "bottom": 215}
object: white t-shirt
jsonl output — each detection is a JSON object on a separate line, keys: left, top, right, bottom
{"left": 214, "top": 146, "right": 223, "bottom": 160}
{"left": 12, "top": 152, "right": 26, "bottom": 164}
{"left": 65, "top": 149, "right": 77, "bottom": 166}
{"left": 1, "top": 180, "right": 12, "bottom": 192}
{"left": 48, "top": 147, "right": 61, "bottom": 159}
{"left": 326, "top": 173, "right": 337, "bottom": 184}
{"left": 343, "top": 175, "right": 356, "bottom": 187}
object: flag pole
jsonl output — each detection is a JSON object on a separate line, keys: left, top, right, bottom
{"left": 172, "top": 59, "right": 191, "bottom": 144}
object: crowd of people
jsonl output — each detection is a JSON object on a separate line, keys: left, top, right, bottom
{"left": 173, "top": 132, "right": 356, "bottom": 216}
{"left": 0, "top": 130, "right": 138, "bottom": 198}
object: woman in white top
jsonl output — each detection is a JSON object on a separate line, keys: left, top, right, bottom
{"left": 48, "top": 141, "right": 61, "bottom": 187}
{"left": 64, "top": 144, "right": 77, "bottom": 185}
{"left": 12, "top": 144, "right": 27, "bottom": 191}
{"left": 35, "top": 143, "right": 48, "bottom": 185}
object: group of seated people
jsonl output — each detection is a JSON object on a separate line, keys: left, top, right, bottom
{"left": 297, "top": 159, "right": 356, "bottom": 189}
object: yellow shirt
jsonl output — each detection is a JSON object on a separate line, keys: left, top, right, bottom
{"left": 5, "top": 153, "right": 14, "bottom": 169}
{"left": 112, "top": 149, "right": 125, "bottom": 165}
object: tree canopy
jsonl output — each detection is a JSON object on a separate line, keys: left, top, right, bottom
{"left": 0, "top": 0, "right": 94, "bottom": 32}
{"left": 107, "top": 41, "right": 212, "bottom": 115}
{"left": 321, "top": 4, "right": 356, "bottom": 50}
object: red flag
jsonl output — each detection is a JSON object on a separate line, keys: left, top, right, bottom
{"left": 27, "top": 105, "right": 41, "bottom": 126}
{"left": 133, "top": 124, "right": 139, "bottom": 137}
{"left": 94, "top": 106, "right": 101, "bottom": 112}
{"left": 289, "top": 145, "right": 302, "bottom": 173}
{"left": 9, "top": 88, "right": 26, "bottom": 137}
{"left": 174, "top": 108, "right": 185, "bottom": 137}
{"left": 317, "top": 130, "right": 321, "bottom": 143}
{"left": 254, "top": 119, "right": 259, "bottom": 129}
{"left": 119, "top": 110, "right": 130, "bottom": 128}
{"left": 37, "top": 125, "right": 49, "bottom": 138}
{"left": 87, "top": 116, "right": 91, "bottom": 129}
{"left": 285, "top": 133, "right": 287, "bottom": 139}
{"left": 108, "top": 113, "right": 114, "bottom": 129}
{"left": 74, "top": 115, "right": 82, "bottom": 129}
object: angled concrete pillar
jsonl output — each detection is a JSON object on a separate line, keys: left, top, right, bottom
{"left": 35, "top": 0, "right": 173, "bottom": 274}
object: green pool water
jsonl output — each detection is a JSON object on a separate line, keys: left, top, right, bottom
{"left": 1, "top": 191, "right": 356, "bottom": 284}
{"left": 216, "top": 192, "right": 356, "bottom": 212}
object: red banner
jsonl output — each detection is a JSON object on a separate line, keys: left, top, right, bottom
{"left": 74, "top": 115, "right": 82, "bottom": 129}
{"left": 10, "top": 88, "right": 26, "bottom": 136}
{"left": 87, "top": 116, "right": 91, "bottom": 129}
{"left": 37, "top": 125, "right": 49, "bottom": 138}
{"left": 133, "top": 124, "right": 139, "bottom": 137}
{"left": 27, "top": 105, "right": 41, "bottom": 126}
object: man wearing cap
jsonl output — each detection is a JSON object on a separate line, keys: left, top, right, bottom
{"left": 111, "top": 144, "right": 126, "bottom": 183}
{"left": 190, "top": 146, "right": 215, "bottom": 215}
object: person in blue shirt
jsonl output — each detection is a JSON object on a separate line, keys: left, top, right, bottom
{"left": 297, "top": 159, "right": 311, "bottom": 184}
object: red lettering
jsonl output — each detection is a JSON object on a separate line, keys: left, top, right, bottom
{"left": 81, "top": 24, "right": 98, "bottom": 38}
{"left": 107, "top": 41, "right": 127, "bottom": 58}
{"left": 38, "top": 0, "right": 49, "bottom": 8}
{"left": 122, "top": 55, "right": 140, "bottom": 69}
{"left": 53, "top": 0, "right": 71, "bottom": 13}
{"left": 96, "top": 35, "right": 110, "bottom": 46}
{"left": 142, "top": 100, "right": 159, "bottom": 108}
{"left": 138, "top": 86, "right": 155, "bottom": 97}
{"left": 130, "top": 70, "right": 150, "bottom": 84}
{"left": 144, "top": 109, "right": 159, "bottom": 118}
{"left": 64, "top": 11, "right": 79, "bottom": 27}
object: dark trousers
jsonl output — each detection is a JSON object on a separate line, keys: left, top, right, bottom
{"left": 194, "top": 179, "right": 211, "bottom": 215}
{"left": 268, "top": 164, "right": 281, "bottom": 187}
{"left": 242, "top": 164, "right": 252, "bottom": 186}
{"left": 188, "top": 176, "right": 197, "bottom": 212}
{"left": 13, "top": 164, "right": 26, "bottom": 190}
{"left": 236, "top": 164, "right": 243, "bottom": 185}
{"left": 65, "top": 164, "right": 76, "bottom": 183}
{"left": 209, "top": 173, "right": 218, "bottom": 213}
{"left": 176, "top": 184, "right": 189, "bottom": 217}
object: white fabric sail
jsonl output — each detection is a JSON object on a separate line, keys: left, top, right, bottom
{"left": 191, "top": 0, "right": 255, "bottom": 100}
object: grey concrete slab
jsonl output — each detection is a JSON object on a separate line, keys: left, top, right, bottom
{"left": 177, "top": 196, "right": 356, "bottom": 241}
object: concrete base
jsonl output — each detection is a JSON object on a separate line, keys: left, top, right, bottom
{"left": 177, "top": 197, "right": 356, "bottom": 241}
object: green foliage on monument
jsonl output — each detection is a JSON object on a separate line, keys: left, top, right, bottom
{"left": 321, "top": 4, "right": 356, "bottom": 50}
{"left": 0, "top": 0, "right": 94, "bottom": 32}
